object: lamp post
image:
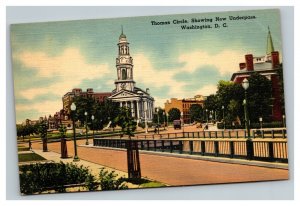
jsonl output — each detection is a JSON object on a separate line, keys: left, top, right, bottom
{"left": 163, "top": 112, "right": 166, "bottom": 130}
{"left": 91, "top": 115, "right": 95, "bottom": 139}
{"left": 259, "top": 117, "right": 263, "bottom": 130}
{"left": 222, "top": 105, "right": 225, "bottom": 130}
{"left": 206, "top": 109, "right": 208, "bottom": 124}
{"left": 84, "top": 111, "right": 89, "bottom": 145}
{"left": 144, "top": 110, "right": 148, "bottom": 134}
{"left": 242, "top": 78, "right": 250, "bottom": 138}
{"left": 282, "top": 115, "right": 286, "bottom": 128}
{"left": 181, "top": 112, "right": 185, "bottom": 134}
{"left": 166, "top": 113, "right": 169, "bottom": 130}
{"left": 70, "top": 103, "right": 79, "bottom": 161}
{"left": 155, "top": 108, "right": 160, "bottom": 134}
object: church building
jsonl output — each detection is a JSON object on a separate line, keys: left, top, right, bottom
{"left": 231, "top": 27, "right": 284, "bottom": 121}
{"left": 108, "top": 30, "right": 155, "bottom": 123}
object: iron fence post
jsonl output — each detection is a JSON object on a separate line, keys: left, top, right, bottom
{"left": 246, "top": 139, "right": 254, "bottom": 160}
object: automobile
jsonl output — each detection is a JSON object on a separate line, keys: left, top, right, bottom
{"left": 173, "top": 120, "right": 181, "bottom": 129}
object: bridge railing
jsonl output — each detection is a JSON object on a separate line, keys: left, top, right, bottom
{"left": 93, "top": 138, "right": 288, "bottom": 163}
{"left": 131, "top": 129, "right": 287, "bottom": 140}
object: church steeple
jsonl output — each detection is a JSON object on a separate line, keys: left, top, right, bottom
{"left": 115, "top": 29, "right": 135, "bottom": 92}
{"left": 266, "top": 26, "right": 275, "bottom": 55}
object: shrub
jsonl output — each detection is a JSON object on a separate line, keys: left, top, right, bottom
{"left": 19, "top": 162, "right": 92, "bottom": 194}
{"left": 98, "top": 168, "right": 128, "bottom": 191}
{"left": 19, "top": 163, "right": 129, "bottom": 194}
{"left": 138, "top": 122, "right": 145, "bottom": 129}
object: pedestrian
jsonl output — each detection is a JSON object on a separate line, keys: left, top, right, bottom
{"left": 29, "top": 140, "right": 32, "bottom": 150}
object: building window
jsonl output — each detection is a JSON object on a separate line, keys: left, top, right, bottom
{"left": 122, "top": 68, "right": 127, "bottom": 80}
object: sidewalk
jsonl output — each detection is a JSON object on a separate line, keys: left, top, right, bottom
{"left": 32, "top": 149, "right": 129, "bottom": 179}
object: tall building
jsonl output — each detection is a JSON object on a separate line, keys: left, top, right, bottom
{"left": 164, "top": 95, "right": 205, "bottom": 123}
{"left": 231, "top": 27, "right": 283, "bottom": 121}
{"left": 62, "top": 88, "right": 112, "bottom": 116}
{"left": 109, "top": 29, "right": 155, "bottom": 123}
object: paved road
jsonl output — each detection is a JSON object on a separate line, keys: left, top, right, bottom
{"left": 30, "top": 139, "right": 288, "bottom": 186}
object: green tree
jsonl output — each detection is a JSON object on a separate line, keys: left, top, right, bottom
{"left": 115, "top": 107, "right": 136, "bottom": 138}
{"left": 168, "top": 108, "right": 181, "bottom": 122}
{"left": 276, "top": 63, "right": 285, "bottom": 115}
{"left": 153, "top": 108, "right": 164, "bottom": 124}
{"left": 58, "top": 124, "right": 67, "bottom": 138}
{"left": 73, "top": 96, "right": 97, "bottom": 126}
{"left": 215, "top": 73, "right": 273, "bottom": 125}
{"left": 189, "top": 104, "right": 203, "bottom": 122}
{"left": 247, "top": 73, "right": 272, "bottom": 123}
{"left": 216, "top": 80, "right": 244, "bottom": 123}
{"left": 38, "top": 120, "right": 48, "bottom": 152}
{"left": 102, "top": 99, "right": 120, "bottom": 130}
{"left": 204, "top": 94, "right": 218, "bottom": 111}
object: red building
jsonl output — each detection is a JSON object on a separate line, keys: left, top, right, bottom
{"left": 62, "top": 88, "right": 112, "bottom": 116}
{"left": 231, "top": 28, "right": 283, "bottom": 121}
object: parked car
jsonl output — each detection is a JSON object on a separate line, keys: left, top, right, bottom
{"left": 173, "top": 120, "right": 181, "bottom": 129}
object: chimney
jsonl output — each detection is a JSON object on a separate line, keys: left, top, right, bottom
{"left": 245, "top": 54, "right": 254, "bottom": 71}
{"left": 271, "top": 51, "right": 280, "bottom": 68}
{"left": 87, "top": 88, "right": 93, "bottom": 93}
{"left": 239, "top": 63, "right": 246, "bottom": 70}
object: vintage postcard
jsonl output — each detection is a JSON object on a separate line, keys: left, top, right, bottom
{"left": 11, "top": 9, "right": 289, "bottom": 195}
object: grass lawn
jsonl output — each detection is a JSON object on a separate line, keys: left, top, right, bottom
{"left": 140, "top": 181, "right": 166, "bottom": 188}
{"left": 18, "top": 146, "right": 30, "bottom": 152}
{"left": 18, "top": 153, "right": 46, "bottom": 162}
{"left": 123, "top": 178, "right": 166, "bottom": 188}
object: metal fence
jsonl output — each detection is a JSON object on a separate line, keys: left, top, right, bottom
{"left": 124, "top": 129, "right": 287, "bottom": 140}
{"left": 93, "top": 138, "right": 288, "bottom": 163}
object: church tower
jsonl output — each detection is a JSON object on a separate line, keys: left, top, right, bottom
{"left": 109, "top": 28, "right": 155, "bottom": 123}
{"left": 115, "top": 28, "right": 136, "bottom": 92}
{"left": 266, "top": 26, "right": 275, "bottom": 55}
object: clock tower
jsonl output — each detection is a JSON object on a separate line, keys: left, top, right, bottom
{"left": 115, "top": 28, "right": 136, "bottom": 92}
{"left": 109, "top": 28, "right": 155, "bottom": 123}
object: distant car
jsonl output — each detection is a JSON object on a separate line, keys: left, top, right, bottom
{"left": 173, "top": 120, "right": 181, "bottom": 129}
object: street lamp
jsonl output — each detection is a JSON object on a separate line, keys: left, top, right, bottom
{"left": 181, "top": 111, "right": 185, "bottom": 134}
{"left": 70, "top": 102, "right": 79, "bottom": 161}
{"left": 84, "top": 111, "right": 89, "bottom": 145}
{"left": 163, "top": 111, "right": 166, "bottom": 130}
{"left": 259, "top": 117, "right": 263, "bottom": 130}
{"left": 166, "top": 113, "right": 169, "bottom": 130}
{"left": 242, "top": 78, "right": 250, "bottom": 138}
{"left": 222, "top": 105, "right": 225, "bottom": 130}
{"left": 155, "top": 108, "right": 160, "bottom": 134}
{"left": 91, "top": 115, "right": 95, "bottom": 139}
{"left": 282, "top": 115, "right": 286, "bottom": 128}
{"left": 144, "top": 110, "right": 148, "bottom": 134}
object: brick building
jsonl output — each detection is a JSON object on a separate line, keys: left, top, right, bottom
{"left": 164, "top": 95, "right": 205, "bottom": 123}
{"left": 62, "top": 88, "right": 112, "bottom": 117}
{"left": 231, "top": 27, "right": 283, "bottom": 121}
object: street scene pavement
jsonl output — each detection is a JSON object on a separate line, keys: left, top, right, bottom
{"left": 30, "top": 136, "right": 289, "bottom": 186}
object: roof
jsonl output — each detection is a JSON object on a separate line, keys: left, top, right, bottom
{"left": 235, "top": 62, "right": 273, "bottom": 74}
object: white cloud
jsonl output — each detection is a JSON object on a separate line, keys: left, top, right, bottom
{"left": 17, "top": 48, "right": 111, "bottom": 100}
{"left": 133, "top": 50, "right": 242, "bottom": 105}
{"left": 195, "top": 84, "right": 218, "bottom": 96}
{"left": 133, "top": 53, "right": 187, "bottom": 97}
{"left": 178, "top": 50, "right": 245, "bottom": 75}
{"left": 16, "top": 100, "right": 62, "bottom": 117}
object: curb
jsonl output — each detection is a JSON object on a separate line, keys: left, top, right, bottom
{"left": 80, "top": 144, "right": 288, "bottom": 170}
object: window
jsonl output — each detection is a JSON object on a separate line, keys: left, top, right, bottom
{"left": 122, "top": 68, "right": 127, "bottom": 80}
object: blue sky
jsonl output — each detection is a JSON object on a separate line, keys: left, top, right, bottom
{"left": 11, "top": 9, "right": 282, "bottom": 123}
